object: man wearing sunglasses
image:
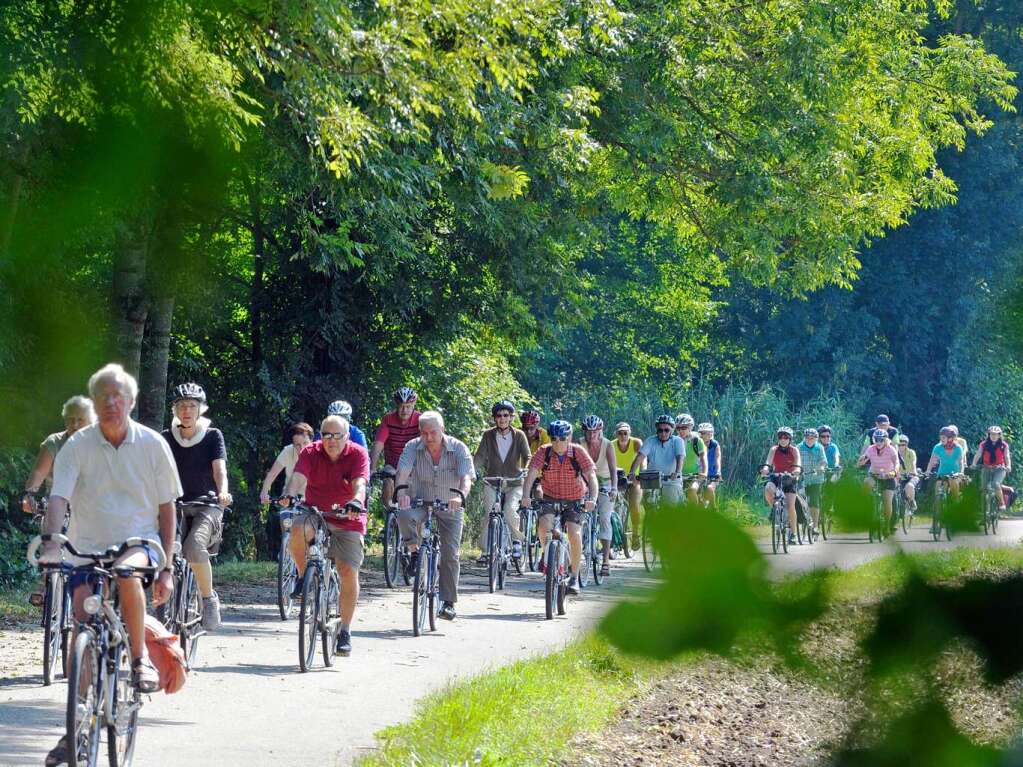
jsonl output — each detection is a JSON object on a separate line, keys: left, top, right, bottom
{"left": 473, "top": 400, "right": 531, "bottom": 564}
{"left": 629, "top": 415, "right": 685, "bottom": 505}
{"left": 282, "top": 415, "right": 369, "bottom": 656}
{"left": 675, "top": 413, "right": 707, "bottom": 503}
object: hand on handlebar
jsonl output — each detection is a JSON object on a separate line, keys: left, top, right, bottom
{"left": 398, "top": 495, "right": 411, "bottom": 510}
{"left": 153, "top": 571, "right": 174, "bottom": 606}
{"left": 584, "top": 499, "right": 596, "bottom": 511}
{"left": 448, "top": 496, "right": 463, "bottom": 512}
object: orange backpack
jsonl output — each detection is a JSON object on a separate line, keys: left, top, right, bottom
{"left": 144, "top": 614, "right": 188, "bottom": 694}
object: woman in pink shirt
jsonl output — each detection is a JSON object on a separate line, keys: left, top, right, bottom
{"left": 857, "top": 429, "right": 900, "bottom": 525}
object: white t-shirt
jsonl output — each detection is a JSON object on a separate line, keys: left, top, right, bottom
{"left": 52, "top": 420, "right": 183, "bottom": 560}
{"left": 275, "top": 444, "right": 302, "bottom": 482}
{"left": 495, "top": 431, "right": 513, "bottom": 463}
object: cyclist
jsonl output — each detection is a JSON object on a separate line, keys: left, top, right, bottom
{"left": 971, "top": 426, "right": 1012, "bottom": 513}
{"left": 22, "top": 396, "right": 96, "bottom": 607}
{"left": 697, "top": 422, "right": 722, "bottom": 507}
{"left": 580, "top": 415, "right": 617, "bottom": 577}
{"left": 161, "top": 383, "right": 232, "bottom": 631}
{"left": 674, "top": 413, "right": 707, "bottom": 503}
{"left": 39, "top": 364, "right": 180, "bottom": 756}
{"left": 926, "top": 426, "right": 967, "bottom": 497}
{"left": 327, "top": 399, "right": 367, "bottom": 447}
{"left": 370, "top": 387, "right": 421, "bottom": 508}
{"left": 798, "top": 428, "right": 827, "bottom": 530}
{"left": 520, "top": 409, "right": 549, "bottom": 453}
{"left": 760, "top": 427, "right": 802, "bottom": 545}
{"left": 520, "top": 420, "right": 598, "bottom": 595}
{"left": 281, "top": 414, "right": 369, "bottom": 656}
{"left": 629, "top": 415, "right": 685, "bottom": 505}
{"left": 613, "top": 422, "right": 644, "bottom": 550}
{"left": 897, "top": 434, "right": 921, "bottom": 512}
{"left": 862, "top": 414, "right": 899, "bottom": 450}
{"left": 473, "top": 400, "right": 531, "bottom": 564}
{"left": 819, "top": 425, "right": 841, "bottom": 474}
{"left": 858, "top": 429, "right": 899, "bottom": 524}
{"left": 259, "top": 422, "right": 315, "bottom": 505}
{"left": 395, "top": 411, "right": 474, "bottom": 621}
{"left": 949, "top": 424, "right": 970, "bottom": 465}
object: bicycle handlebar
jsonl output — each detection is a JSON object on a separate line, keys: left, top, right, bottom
{"left": 27, "top": 534, "right": 167, "bottom": 572}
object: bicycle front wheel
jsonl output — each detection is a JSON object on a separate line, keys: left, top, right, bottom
{"left": 412, "top": 547, "right": 429, "bottom": 637}
{"left": 67, "top": 628, "right": 102, "bottom": 767}
{"left": 298, "top": 566, "right": 320, "bottom": 672}
{"left": 577, "top": 517, "right": 590, "bottom": 589}
{"left": 106, "top": 640, "right": 139, "bottom": 767}
{"left": 322, "top": 567, "right": 340, "bottom": 667}
{"left": 43, "top": 571, "right": 63, "bottom": 686}
{"left": 619, "top": 501, "right": 632, "bottom": 559}
{"left": 180, "top": 565, "right": 202, "bottom": 668}
{"left": 383, "top": 512, "right": 401, "bottom": 588}
{"left": 277, "top": 534, "right": 298, "bottom": 620}
{"left": 487, "top": 517, "right": 500, "bottom": 594}
{"left": 428, "top": 548, "right": 440, "bottom": 633}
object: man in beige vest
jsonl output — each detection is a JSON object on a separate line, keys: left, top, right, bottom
{"left": 474, "top": 400, "right": 531, "bottom": 564}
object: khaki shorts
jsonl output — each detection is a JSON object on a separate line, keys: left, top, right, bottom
{"left": 292, "top": 512, "right": 365, "bottom": 569}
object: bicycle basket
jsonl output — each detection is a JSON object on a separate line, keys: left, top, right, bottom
{"left": 638, "top": 470, "right": 662, "bottom": 490}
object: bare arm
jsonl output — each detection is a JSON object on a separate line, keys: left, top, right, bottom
{"left": 628, "top": 453, "right": 644, "bottom": 478}
{"left": 926, "top": 454, "right": 938, "bottom": 473}
{"left": 520, "top": 467, "right": 539, "bottom": 504}
{"left": 259, "top": 459, "right": 286, "bottom": 501}
{"left": 351, "top": 477, "right": 367, "bottom": 506}
{"left": 24, "top": 447, "right": 54, "bottom": 497}
{"left": 698, "top": 446, "right": 708, "bottom": 476}
{"left": 43, "top": 495, "right": 68, "bottom": 538}
{"left": 606, "top": 443, "right": 617, "bottom": 488}
{"left": 370, "top": 440, "right": 385, "bottom": 469}
{"left": 284, "top": 471, "right": 308, "bottom": 499}
{"left": 395, "top": 466, "right": 412, "bottom": 502}
{"left": 212, "top": 458, "right": 231, "bottom": 506}
{"left": 584, "top": 469, "right": 599, "bottom": 506}
{"left": 717, "top": 445, "right": 725, "bottom": 477}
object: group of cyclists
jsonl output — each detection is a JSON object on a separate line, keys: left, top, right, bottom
{"left": 16, "top": 362, "right": 1015, "bottom": 766}
{"left": 760, "top": 413, "right": 1014, "bottom": 545}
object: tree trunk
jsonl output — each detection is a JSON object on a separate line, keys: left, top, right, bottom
{"left": 0, "top": 142, "right": 31, "bottom": 254}
{"left": 138, "top": 295, "right": 175, "bottom": 430}
{"left": 111, "top": 215, "right": 153, "bottom": 379}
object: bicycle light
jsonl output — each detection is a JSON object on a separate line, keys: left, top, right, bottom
{"left": 83, "top": 594, "right": 102, "bottom": 615}
{"left": 281, "top": 515, "right": 294, "bottom": 531}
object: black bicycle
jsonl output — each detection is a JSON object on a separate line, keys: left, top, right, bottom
{"left": 611, "top": 470, "right": 632, "bottom": 560}
{"left": 273, "top": 500, "right": 299, "bottom": 620}
{"left": 156, "top": 495, "right": 224, "bottom": 667}
{"left": 291, "top": 503, "right": 342, "bottom": 672}
{"left": 927, "top": 473, "right": 964, "bottom": 541}
{"left": 977, "top": 466, "right": 1003, "bottom": 535}
{"left": 578, "top": 488, "right": 610, "bottom": 587}
{"left": 519, "top": 499, "right": 541, "bottom": 572}
{"left": 637, "top": 470, "right": 675, "bottom": 571}
{"left": 31, "top": 496, "right": 73, "bottom": 686}
{"left": 482, "top": 474, "right": 525, "bottom": 593}
{"left": 819, "top": 467, "right": 841, "bottom": 540}
{"left": 375, "top": 470, "right": 410, "bottom": 589}
{"left": 530, "top": 500, "right": 578, "bottom": 619}
{"left": 762, "top": 467, "right": 800, "bottom": 554}
{"left": 28, "top": 534, "right": 166, "bottom": 767}
{"left": 866, "top": 472, "right": 892, "bottom": 543}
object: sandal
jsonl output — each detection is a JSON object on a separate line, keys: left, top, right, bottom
{"left": 45, "top": 735, "right": 70, "bottom": 767}
{"left": 29, "top": 591, "right": 44, "bottom": 607}
{"left": 132, "top": 657, "right": 161, "bottom": 693}
{"left": 600, "top": 563, "right": 610, "bottom": 577}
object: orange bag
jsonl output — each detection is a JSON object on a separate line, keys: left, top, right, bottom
{"left": 144, "top": 614, "right": 188, "bottom": 694}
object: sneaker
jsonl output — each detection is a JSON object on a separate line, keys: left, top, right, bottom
{"left": 476, "top": 554, "right": 490, "bottom": 566}
{"left": 132, "top": 657, "right": 161, "bottom": 693}
{"left": 565, "top": 577, "right": 580, "bottom": 596}
{"left": 787, "top": 533, "right": 796, "bottom": 545}
{"left": 405, "top": 551, "right": 419, "bottom": 581}
{"left": 438, "top": 602, "right": 456, "bottom": 621}
{"left": 600, "top": 562, "right": 610, "bottom": 577}
{"left": 201, "top": 592, "right": 222, "bottom": 631}
{"left": 44, "top": 736, "right": 70, "bottom": 767}
{"left": 511, "top": 541, "right": 522, "bottom": 559}
{"left": 290, "top": 572, "right": 305, "bottom": 600}
{"left": 335, "top": 629, "right": 352, "bottom": 657}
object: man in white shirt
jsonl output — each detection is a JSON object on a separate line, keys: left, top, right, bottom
{"left": 41, "top": 364, "right": 181, "bottom": 719}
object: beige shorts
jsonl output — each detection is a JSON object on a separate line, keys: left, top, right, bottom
{"left": 327, "top": 528, "right": 364, "bottom": 569}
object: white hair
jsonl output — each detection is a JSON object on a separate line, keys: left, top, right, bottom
{"left": 321, "top": 415, "right": 350, "bottom": 433}
{"left": 419, "top": 410, "right": 445, "bottom": 430}
{"left": 87, "top": 363, "right": 139, "bottom": 403}
{"left": 62, "top": 395, "right": 96, "bottom": 422}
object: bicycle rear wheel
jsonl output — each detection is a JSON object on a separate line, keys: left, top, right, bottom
{"left": 322, "top": 567, "right": 339, "bottom": 667}
{"left": 383, "top": 512, "right": 401, "bottom": 588}
{"left": 67, "top": 629, "right": 102, "bottom": 767}
{"left": 277, "top": 534, "right": 298, "bottom": 620}
{"left": 412, "top": 547, "right": 429, "bottom": 637}
{"left": 497, "top": 525, "right": 508, "bottom": 590}
{"left": 522, "top": 509, "right": 539, "bottom": 571}
{"left": 487, "top": 517, "right": 500, "bottom": 593}
{"left": 556, "top": 544, "right": 568, "bottom": 616}
{"left": 298, "top": 566, "right": 320, "bottom": 672}
{"left": 641, "top": 512, "right": 657, "bottom": 571}
{"left": 180, "top": 566, "right": 202, "bottom": 668}
{"left": 43, "top": 571, "right": 63, "bottom": 686}
{"left": 544, "top": 544, "right": 557, "bottom": 620}
{"left": 107, "top": 640, "right": 139, "bottom": 767}
{"left": 577, "top": 518, "right": 590, "bottom": 589}
{"left": 619, "top": 500, "right": 632, "bottom": 559}
{"left": 428, "top": 549, "right": 439, "bottom": 632}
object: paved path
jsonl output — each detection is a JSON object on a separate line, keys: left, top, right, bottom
{"left": 2, "top": 519, "right": 1021, "bottom": 767}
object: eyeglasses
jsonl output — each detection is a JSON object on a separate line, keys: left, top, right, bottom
{"left": 656, "top": 427, "right": 672, "bottom": 434}
{"left": 321, "top": 432, "right": 346, "bottom": 441}
{"left": 552, "top": 436, "right": 570, "bottom": 442}
{"left": 820, "top": 434, "right": 831, "bottom": 439}
{"left": 778, "top": 436, "right": 791, "bottom": 440}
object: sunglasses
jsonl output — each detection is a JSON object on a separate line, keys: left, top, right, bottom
{"left": 656, "top": 427, "right": 672, "bottom": 434}
{"left": 552, "top": 436, "right": 570, "bottom": 442}
{"left": 495, "top": 413, "right": 512, "bottom": 418}
{"left": 322, "top": 432, "right": 346, "bottom": 441}
{"left": 778, "top": 435, "right": 791, "bottom": 440}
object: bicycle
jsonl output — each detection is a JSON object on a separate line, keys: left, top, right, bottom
{"left": 519, "top": 497, "right": 541, "bottom": 572}
{"left": 865, "top": 472, "right": 893, "bottom": 543}
{"left": 578, "top": 488, "right": 612, "bottom": 587}
{"left": 978, "top": 466, "right": 1004, "bottom": 535}
{"left": 289, "top": 502, "right": 342, "bottom": 672}
{"left": 925, "top": 473, "right": 962, "bottom": 541}
{"left": 28, "top": 533, "right": 166, "bottom": 767}
{"left": 156, "top": 495, "right": 223, "bottom": 667}
{"left": 529, "top": 499, "right": 578, "bottom": 619}
{"left": 897, "top": 473, "right": 917, "bottom": 534}
{"left": 397, "top": 486, "right": 465, "bottom": 637}
{"left": 482, "top": 474, "right": 525, "bottom": 593}
{"left": 374, "top": 469, "right": 409, "bottom": 589}
{"left": 273, "top": 500, "right": 299, "bottom": 620}
{"left": 636, "top": 470, "right": 677, "bottom": 571}
{"left": 819, "top": 467, "right": 842, "bottom": 541}
{"left": 611, "top": 470, "right": 632, "bottom": 560}
{"left": 761, "top": 467, "right": 799, "bottom": 555}
{"left": 31, "top": 496, "right": 73, "bottom": 686}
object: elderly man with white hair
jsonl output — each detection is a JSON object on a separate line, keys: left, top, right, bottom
{"left": 39, "top": 364, "right": 181, "bottom": 767}
{"left": 22, "top": 395, "right": 96, "bottom": 508}
{"left": 395, "top": 410, "right": 474, "bottom": 621}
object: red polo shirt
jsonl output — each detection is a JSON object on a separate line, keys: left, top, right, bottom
{"left": 294, "top": 440, "right": 371, "bottom": 534}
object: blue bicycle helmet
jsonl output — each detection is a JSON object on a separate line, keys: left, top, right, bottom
{"left": 548, "top": 420, "right": 573, "bottom": 439}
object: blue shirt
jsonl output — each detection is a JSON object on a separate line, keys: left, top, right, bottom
{"left": 931, "top": 442, "right": 964, "bottom": 476}
{"left": 706, "top": 439, "right": 720, "bottom": 477}
{"left": 349, "top": 424, "right": 367, "bottom": 448}
{"left": 823, "top": 442, "right": 840, "bottom": 469}
{"left": 639, "top": 435, "right": 685, "bottom": 475}
{"left": 798, "top": 440, "right": 827, "bottom": 485}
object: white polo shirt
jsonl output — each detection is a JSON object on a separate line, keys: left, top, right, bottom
{"left": 52, "top": 419, "right": 183, "bottom": 557}
{"left": 275, "top": 443, "right": 302, "bottom": 483}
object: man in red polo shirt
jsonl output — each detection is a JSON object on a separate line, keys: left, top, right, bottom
{"left": 519, "top": 420, "right": 598, "bottom": 595}
{"left": 283, "top": 415, "right": 369, "bottom": 656}
{"left": 370, "top": 387, "right": 421, "bottom": 508}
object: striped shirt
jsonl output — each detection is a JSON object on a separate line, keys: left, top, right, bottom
{"left": 375, "top": 411, "right": 421, "bottom": 467}
{"left": 397, "top": 434, "right": 474, "bottom": 503}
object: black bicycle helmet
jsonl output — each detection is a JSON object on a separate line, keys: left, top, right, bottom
{"left": 171, "top": 382, "right": 206, "bottom": 404}
{"left": 548, "top": 420, "right": 573, "bottom": 439}
{"left": 654, "top": 414, "right": 674, "bottom": 427}
{"left": 394, "top": 387, "right": 418, "bottom": 404}
{"left": 817, "top": 424, "right": 832, "bottom": 435}
{"left": 491, "top": 399, "right": 515, "bottom": 416}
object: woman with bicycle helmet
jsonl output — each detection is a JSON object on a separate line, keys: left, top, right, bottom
{"left": 761, "top": 427, "right": 802, "bottom": 545}
{"left": 519, "top": 409, "right": 549, "bottom": 453}
{"left": 697, "top": 423, "right": 721, "bottom": 507}
{"left": 971, "top": 426, "right": 1012, "bottom": 512}
{"left": 818, "top": 425, "right": 841, "bottom": 473}
{"left": 797, "top": 428, "right": 827, "bottom": 530}
{"left": 327, "top": 399, "right": 367, "bottom": 447}
{"left": 370, "top": 388, "right": 421, "bottom": 507}
{"left": 473, "top": 400, "right": 531, "bottom": 564}
{"left": 580, "top": 415, "right": 618, "bottom": 577}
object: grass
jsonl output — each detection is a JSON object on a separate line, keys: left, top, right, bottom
{"left": 359, "top": 545, "right": 1023, "bottom": 767}
{"left": 0, "top": 582, "right": 37, "bottom": 620}
{"left": 213, "top": 559, "right": 276, "bottom": 584}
